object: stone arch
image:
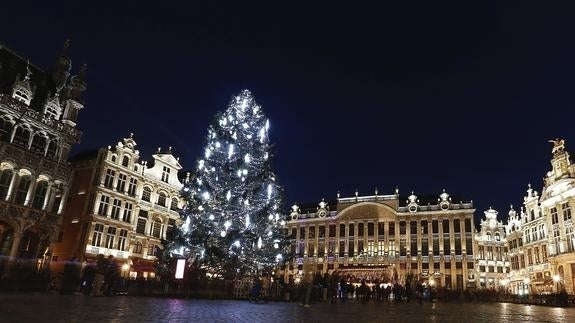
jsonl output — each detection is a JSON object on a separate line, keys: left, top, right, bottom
{"left": 336, "top": 202, "right": 397, "bottom": 222}
{"left": 30, "top": 131, "right": 48, "bottom": 154}
{"left": 12, "top": 124, "right": 31, "bottom": 148}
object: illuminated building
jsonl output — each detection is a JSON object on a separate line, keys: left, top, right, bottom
{"left": 283, "top": 189, "right": 477, "bottom": 290}
{"left": 475, "top": 208, "right": 510, "bottom": 289}
{"left": 51, "top": 135, "right": 184, "bottom": 278}
{"left": 0, "top": 41, "right": 85, "bottom": 277}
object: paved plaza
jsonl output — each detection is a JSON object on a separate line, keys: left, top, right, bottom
{"left": 0, "top": 294, "right": 574, "bottom": 322}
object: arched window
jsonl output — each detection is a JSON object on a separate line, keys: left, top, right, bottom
{"left": 31, "top": 181, "right": 49, "bottom": 209}
{"left": 122, "top": 156, "right": 130, "bottom": 167}
{"left": 170, "top": 198, "right": 179, "bottom": 211}
{"left": 46, "top": 141, "right": 58, "bottom": 159}
{"left": 12, "top": 126, "right": 30, "bottom": 148}
{"left": 14, "top": 175, "right": 32, "bottom": 204}
{"left": 486, "top": 232, "right": 492, "bottom": 241}
{"left": 111, "top": 155, "right": 117, "bottom": 163}
{"left": 0, "top": 169, "right": 14, "bottom": 200}
{"left": 30, "top": 134, "right": 47, "bottom": 154}
{"left": 157, "top": 192, "right": 166, "bottom": 207}
{"left": 142, "top": 187, "right": 151, "bottom": 202}
{"left": 0, "top": 118, "right": 13, "bottom": 142}
{"left": 495, "top": 232, "right": 501, "bottom": 242}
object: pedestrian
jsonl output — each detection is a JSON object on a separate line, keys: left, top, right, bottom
{"left": 60, "top": 257, "right": 81, "bottom": 294}
{"left": 104, "top": 255, "right": 120, "bottom": 296}
{"left": 91, "top": 254, "right": 108, "bottom": 296}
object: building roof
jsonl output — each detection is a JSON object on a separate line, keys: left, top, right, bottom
{"left": 69, "top": 149, "right": 99, "bottom": 163}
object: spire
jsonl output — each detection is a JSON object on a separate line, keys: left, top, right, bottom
{"left": 68, "top": 63, "right": 87, "bottom": 103}
{"left": 52, "top": 39, "right": 72, "bottom": 88}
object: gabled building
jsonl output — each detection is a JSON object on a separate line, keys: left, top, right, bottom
{"left": 475, "top": 208, "right": 510, "bottom": 289}
{"left": 51, "top": 135, "right": 185, "bottom": 279}
{"left": 0, "top": 41, "right": 86, "bottom": 278}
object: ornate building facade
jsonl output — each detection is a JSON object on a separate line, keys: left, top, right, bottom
{"left": 474, "top": 208, "right": 510, "bottom": 289}
{"left": 51, "top": 135, "right": 184, "bottom": 278}
{"left": 0, "top": 42, "right": 86, "bottom": 276}
{"left": 283, "top": 190, "right": 477, "bottom": 290}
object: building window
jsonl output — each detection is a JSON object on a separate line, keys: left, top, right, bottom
{"left": 389, "top": 240, "right": 395, "bottom": 254}
{"left": 137, "top": 218, "right": 147, "bottom": 235}
{"left": 122, "top": 156, "right": 130, "bottom": 167}
{"left": 0, "top": 118, "right": 13, "bottom": 142}
{"left": 98, "top": 195, "right": 110, "bottom": 215}
{"left": 0, "top": 169, "right": 13, "bottom": 200}
{"left": 104, "top": 169, "right": 115, "bottom": 188}
{"left": 442, "top": 220, "right": 450, "bottom": 233}
{"left": 118, "top": 229, "right": 128, "bottom": 251}
{"left": 157, "top": 192, "right": 167, "bottom": 207}
{"left": 151, "top": 219, "right": 162, "bottom": 238}
{"left": 400, "top": 221, "right": 406, "bottom": 235}
{"left": 111, "top": 199, "right": 121, "bottom": 219}
{"left": 123, "top": 203, "right": 133, "bottom": 223}
{"left": 92, "top": 223, "right": 104, "bottom": 247}
{"left": 117, "top": 173, "right": 127, "bottom": 192}
{"left": 410, "top": 221, "right": 417, "bottom": 235}
{"left": 105, "top": 227, "right": 116, "bottom": 249}
{"left": 30, "top": 134, "right": 47, "bottom": 153}
{"left": 128, "top": 178, "right": 137, "bottom": 196}
{"left": 358, "top": 223, "right": 364, "bottom": 236}
{"left": 388, "top": 222, "right": 395, "bottom": 236}
{"left": 551, "top": 207, "right": 558, "bottom": 224}
{"left": 142, "top": 187, "right": 151, "bottom": 202}
{"left": 166, "top": 219, "right": 176, "bottom": 240}
{"left": 31, "top": 181, "right": 48, "bottom": 209}
{"left": 46, "top": 141, "right": 58, "bottom": 159}
{"left": 563, "top": 202, "right": 571, "bottom": 221}
{"left": 349, "top": 223, "right": 354, "bottom": 236}
{"left": 170, "top": 198, "right": 179, "bottom": 211}
{"left": 12, "top": 126, "right": 30, "bottom": 148}
{"left": 161, "top": 166, "right": 170, "bottom": 183}
{"left": 14, "top": 175, "right": 32, "bottom": 205}
{"left": 339, "top": 224, "right": 345, "bottom": 237}
{"left": 378, "top": 222, "right": 384, "bottom": 237}
{"left": 134, "top": 242, "right": 143, "bottom": 254}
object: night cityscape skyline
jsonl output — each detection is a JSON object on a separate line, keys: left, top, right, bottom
{"left": 2, "top": 1, "right": 574, "bottom": 219}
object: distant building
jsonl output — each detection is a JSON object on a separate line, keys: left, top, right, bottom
{"left": 0, "top": 41, "right": 86, "bottom": 277}
{"left": 475, "top": 208, "right": 510, "bottom": 289}
{"left": 282, "top": 189, "right": 477, "bottom": 290}
{"left": 51, "top": 135, "right": 184, "bottom": 279}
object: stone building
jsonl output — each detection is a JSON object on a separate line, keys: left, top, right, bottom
{"left": 0, "top": 41, "right": 86, "bottom": 277}
{"left": 51, "top": 135, "right": 184, "bottom": 278}
{"left": 283, "top": 189, "right": 477, "bottom": 290}
{"left": 475, "top": 208, "right": 510, "bottom": 289}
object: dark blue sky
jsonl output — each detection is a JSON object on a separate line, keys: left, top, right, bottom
{"left": 3, "top": 1, "right": 574, "bottom": 221}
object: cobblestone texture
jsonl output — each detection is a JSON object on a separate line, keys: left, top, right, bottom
{"left": 0, "top": 294, "right": 574, "bottom": 322}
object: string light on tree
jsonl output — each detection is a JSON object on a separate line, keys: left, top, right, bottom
{"left": 165, "top": 89, "right": 289, "bottom": 279}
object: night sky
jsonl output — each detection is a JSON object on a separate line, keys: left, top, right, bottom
{"left": 3, "top": 1, "right": 574, "bottom": 222}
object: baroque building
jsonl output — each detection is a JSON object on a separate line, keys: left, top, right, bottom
{"left": 283, "top": 189, "right": 477, "bottom": 290}
{"left": 51, "top": 135, "right": 184, "bottom": 278}
{"left": 0, "top": 42, "right": 86, "bottom": 276}
{"left": 474, "top": 208, "right": 510, "bottom": 289}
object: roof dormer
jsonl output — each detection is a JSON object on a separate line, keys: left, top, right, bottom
{"left": 11, "top": 62, "right": 34, "bottom": 105}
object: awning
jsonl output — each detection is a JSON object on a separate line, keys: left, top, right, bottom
{"left": 132, "top": 259, "right": 156, "bottom": 272}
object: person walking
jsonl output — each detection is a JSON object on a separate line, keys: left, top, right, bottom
{"left": 104, "top": 255, "right": 120, "bottom": 296}
{"left": 92, "top": 254, "right": 108, "bottom": 296}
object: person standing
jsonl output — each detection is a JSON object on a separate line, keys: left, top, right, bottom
{"left": 92, "top": 254, "right": 108, "bottom": 296}
{"left": 104, "top": 255, "right": 120, "bottom": 296}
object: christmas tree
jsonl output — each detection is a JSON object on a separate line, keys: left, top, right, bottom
{"left": 169, "top": 89, "right": 288, "bottom": 279}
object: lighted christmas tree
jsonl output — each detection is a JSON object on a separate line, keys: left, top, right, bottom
{"left": 169, "top": 89, "right": 288, "bottom": 279}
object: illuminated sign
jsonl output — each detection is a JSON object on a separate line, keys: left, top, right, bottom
{"left": 175, "top": 259, "right": 185, "bottom": 279}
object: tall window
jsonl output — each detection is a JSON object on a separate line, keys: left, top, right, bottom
{"left": 116, "top": 174, "right": 127, "bottom": 193}
{"left": 104, "top": 169, "right": 115, "bottom": 188}
{"left": 134, "top": 242, "right": 143, "bottom": 254}
{"left": 14, "top": 175, "right": 31, "bottom": 204}
{"left": 551, "top": 207, "right": 558, "bottom": 224}
{"left": 46, "top": 141, "right": 58, "bottom": 159}
{"left": 12, "top": 126, "right": 30, "bottom": 148}
{"left": 105, "top": 227, "right": 116, "bottom": 249}
{"left": 142, "top": 187, "right": 151, "bottom": 202}
{"left": 122, "top": 156, "right": 130, "bottom": 167}
{"left": 118, "top": 229, "right": 128, "bottom": 251}
{"left": 151, "top": 219, "right": 162, "bottom": 238}
{"left": 563, "top": 202, "right": 571, "bottom": 221}
{"left": 98, "top": 195, "right": 110, "bottom": 215}
{"left": 0, "top": 118, "right": 13, "bottom": 142}
{"left": 170, "top": 198, "right": 179, "bottom": 211}
{"left": 0, "top": 169, "right": 13, "bottom": 200}
{"left": 161, "top": 166, "right": 170, "bottom": 183}
{"left": 123, "top": 202, "right": 132, "bottom": 223}
{"left": 166, "top": 219, "right": 176, "bottom": 240}
{"left": 111, "top": 199, "right": 121, "bottom": 219}
{"left": 31, "top": 181, "right": 48, "bottom": 209}
{"left": 128, "top": 178, "right": 137, "bottom": 196}
{"left": 30, "top": 134, "right": 47, "bottom": 153}
{"left": 136, "top": 210, "right": 148, "bottom": 234}
{"left": 92, "top": 224, "right": 104, "bottom": 247}
{"left": 157, "top": 192, "right": 166, "bottom": 207}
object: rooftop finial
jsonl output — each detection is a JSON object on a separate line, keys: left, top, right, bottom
{"left": 129, "top": 132, "right": 134, "bottom": 138}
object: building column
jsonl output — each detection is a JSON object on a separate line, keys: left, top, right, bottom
{"left": 4, "top": 170, "right": 18, "bottom": 201}
{"left": 9, "top": 231, "right": 23, "bottom": 260}
{"left": 57, "top": 185, "right": 70, "bottom": 215}
{"left": 24, "top": 175, "right": 38, "bottom": 206}
{"left": 42, "top": 181, "right": 53, "bottom": 210}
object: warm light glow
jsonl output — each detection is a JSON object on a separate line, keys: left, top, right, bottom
{"left": 523, "top": 278, "right": 530, "bottom": 284}
{"left": 553, "top": 275, "right": 561, "bottom": 283}
{"left": 122, "top": 264, "right": 130, "bottom": 271}
{"left": 175, "top": 259, "right": 185, "bottom": 279}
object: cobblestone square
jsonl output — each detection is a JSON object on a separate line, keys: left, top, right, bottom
{"left": 1, "top": 294, "right": 574, "bottom": 323}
